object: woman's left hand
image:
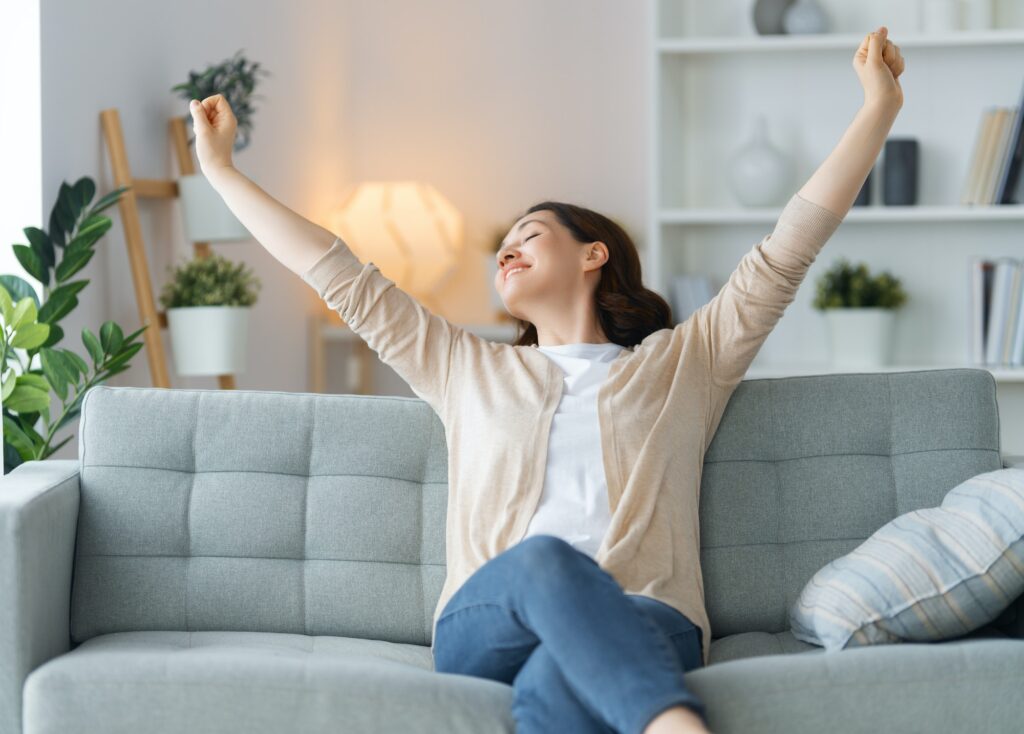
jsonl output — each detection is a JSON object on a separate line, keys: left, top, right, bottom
{"left": 854, "top": 26, "right": 904, "bottom": 111}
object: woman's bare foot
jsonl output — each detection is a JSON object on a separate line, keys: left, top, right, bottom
{"left": 643, "top": 704, "right": 711, "bottom": 734}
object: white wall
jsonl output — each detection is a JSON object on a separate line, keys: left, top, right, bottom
{"left": 39, "top": 0, "right": 352, "bottom": 459}
{"left": 0, "top": 0, "right": 42, "bottom": 295}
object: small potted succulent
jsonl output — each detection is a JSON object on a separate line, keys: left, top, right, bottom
{"left": 813, "top": 257, "right": 908, "bottom": 368}
{"left": 170, "top": 49, "right": 269, "bottom": 242}
{"left": 159, "top": 253, "right": 261, "bottom": 376}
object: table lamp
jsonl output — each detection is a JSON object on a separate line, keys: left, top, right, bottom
{"left": 327, "top": 181, "right": 463, "bottom": 300}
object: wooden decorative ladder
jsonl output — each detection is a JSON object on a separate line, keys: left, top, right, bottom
{"left": 99, "top": 107, "right": 235, "bottom": 390}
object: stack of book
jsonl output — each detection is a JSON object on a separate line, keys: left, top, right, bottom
{"left": 961, "top": 78, "right": 1024, "bottom": 205}
{"left": 971, "top": 257, "right": 1024, "bottom": 366}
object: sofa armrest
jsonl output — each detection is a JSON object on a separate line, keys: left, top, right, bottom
{"left": 0, "top": 459, "right": 80, "bottom": 734}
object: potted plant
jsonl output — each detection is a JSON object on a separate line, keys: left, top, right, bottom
{"left": 812, "top": 257, "right": 908, "bottom": 368}
{"left": 2, "top": 176, "right": 147, "bottom": 473}
{"left": 159, "top": 252, "right": 260, "bottom": 376}
{"left": 170, "top": 49, "right": 269, "bottom": 242}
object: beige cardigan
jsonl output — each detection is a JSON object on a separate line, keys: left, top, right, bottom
{"left": 301, "top": 192, "right": 843, "bottom": 665}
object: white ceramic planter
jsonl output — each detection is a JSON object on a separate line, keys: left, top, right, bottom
{"left": 177, "top": 173, "right": 251, "bottom": 243}
{"left": 166, "top": 305, "right": 250, "bottom": 376}
{"left": 824, "top": 307, "right": 896, "bottom": 369}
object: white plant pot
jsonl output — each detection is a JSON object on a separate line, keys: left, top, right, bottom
{"left": 166, "top": 306, "right": 250, "bottom": 376}
{"left": 177, "top": 173, "right": 251, "bottom": 243}
{"left": 824, "top": 308, "right": 896, "bottom": 369}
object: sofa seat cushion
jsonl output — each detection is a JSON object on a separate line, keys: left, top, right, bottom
{"left": 23, "top": 631, "right": 513, "bottom": 734}
{"left": 689, "top": 637, "right": 1024, "bottom": 733}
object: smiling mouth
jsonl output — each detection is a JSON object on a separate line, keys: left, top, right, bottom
{"left": 504, "top": 266, "right": 530, "bottom": 282}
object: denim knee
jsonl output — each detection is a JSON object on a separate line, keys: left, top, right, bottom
{"left": 510, "top": 535, "right": 589, "bottom": 574}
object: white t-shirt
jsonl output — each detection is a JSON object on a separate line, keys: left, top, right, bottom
{"left": 521, "top": 341, "right": 627, "bottom": 559}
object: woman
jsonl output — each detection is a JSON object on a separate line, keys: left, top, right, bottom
{"left": 189, "top": 26, "right": 903, "bottom": 734}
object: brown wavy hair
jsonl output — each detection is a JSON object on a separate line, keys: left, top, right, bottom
{"left": 500, "top": 201, "right": 674, "bottom": 348}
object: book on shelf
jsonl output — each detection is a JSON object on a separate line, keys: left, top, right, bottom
{"left": 971, "top": 256, "right": 1024, "bottom": 367}
{"left": 961, "top": 77, "right": 1024, "bottom": 205}
{"left": 669, "top": 273, "right": 715, "bottom": 325}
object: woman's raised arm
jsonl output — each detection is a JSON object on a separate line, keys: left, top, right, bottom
{"left": 189, "top": 94, "right": 337, "bottom": 275}
{"left": 798, "top": 26, "right": 904, "bottom": 218}
{"left": 188, "top": 94, "right": 468, "bottom": 417}
{"left": 695, "top": 26, "right": 904, "bottom": 397}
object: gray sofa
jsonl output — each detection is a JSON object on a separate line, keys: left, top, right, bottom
{"left": 2, "top": 368, "right": 1023, "bottom": 734}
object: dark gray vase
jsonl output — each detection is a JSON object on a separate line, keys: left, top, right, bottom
{"left": 883, "top": 138, "right": 918, "bottom": 206}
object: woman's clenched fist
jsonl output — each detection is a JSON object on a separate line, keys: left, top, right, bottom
{"left": 188, "top": 93, "right": 237, "bottom": 176}
{"left": 854, "top": 26, "right": 905, "bottom": 111}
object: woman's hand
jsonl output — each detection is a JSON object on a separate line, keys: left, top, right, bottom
{"left": 188, "top": 93, "right": 238, "bottom": 177}
{"left": 854, "top": 26, "right": 904, "bottom": 111}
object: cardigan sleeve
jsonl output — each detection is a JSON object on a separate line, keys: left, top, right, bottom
{"left": 301, "top": 236, "right": 469, "bottom": 418}
{"left": 694, "top": 192, "right": 844, "bottom": 397}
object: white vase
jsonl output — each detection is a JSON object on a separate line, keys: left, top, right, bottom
{"left": 166, "top": 305, "right": 250, "bottom": 376}
{"left": 177, "top": 173, "right": 251, "bottom": 243}
{"left": 728, "top": 114, "right": 794, "bottom": 207}
{"left": 919, "top": 0, "right": 960, "bottom": 32}
{"left": 824, "top": 308, "right": 896, "bottom": 369}
{"left": 960, "top": 0, "right": 994, "bottom": 30}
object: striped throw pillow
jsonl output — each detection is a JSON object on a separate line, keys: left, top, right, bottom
{"left": 789, "top": 467, "right": 1024, "bottom": 651}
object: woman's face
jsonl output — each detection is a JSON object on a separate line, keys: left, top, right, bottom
{"left": 494, "top": 210, "right": 606, "bottom": 321}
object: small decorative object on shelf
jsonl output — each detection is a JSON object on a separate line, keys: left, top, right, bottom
{"left": 884, "top": 138, "right": 919, "bottom": 205}
{"left": 752, "top": 0, "right": 796, "bottom": 35}
{"left": 728, "top": 114, "right": 795, "bottom": 207}
{"left": 961, "top": 0, "right": 995, "bottom": 31}
{"left": 854, "top": 164, "right": 874, "bottom": 206}
{"left": 813, "top": 258, "right": 908, "bottom": 368}
{"left": 158, "top": 253, "right": 261, "bottom": 376}
{"left": 919, "top": 0, "right": 961, "bottom": 33}
{"left": 782, "top": 0, "right": 829, "bottom": 35}
{"left": 171, "top": 50, "right": 269, "bottom": 243}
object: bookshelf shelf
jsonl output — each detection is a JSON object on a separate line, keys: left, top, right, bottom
{"left": 656, "top": 29, "right": 1024, "bottom": 55}
{"left": 659, "top": 204, "right": 1024, "bottom": 226}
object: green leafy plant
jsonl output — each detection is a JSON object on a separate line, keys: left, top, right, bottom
{"left": 159, "top": 253, "right": 261, "bottom": 308}
{"left": 2, "top": 176, "right": 148, "bottom": 473}
{"left": 170, "top": 49, "right": 270, "bottom": 151}
{"left": 812, "top": 257, "right": 908, "bottom": 310}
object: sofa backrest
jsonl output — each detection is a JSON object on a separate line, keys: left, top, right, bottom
{"left": 699, "top": 368, "right": 1001, "bottom": 637}
{"left": 71, "top": 385, "right": 448, "bottom": 647}
{"left": 71, "top": 368, "right": 1002, "bottom": 647}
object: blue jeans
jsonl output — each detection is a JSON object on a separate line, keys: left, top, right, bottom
{"left": 432, "top": 534, "right": 707, "bottom": 734}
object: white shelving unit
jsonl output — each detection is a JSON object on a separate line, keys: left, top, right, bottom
{"left": 647, "top": 0, "right": 1024, "bottom": 387}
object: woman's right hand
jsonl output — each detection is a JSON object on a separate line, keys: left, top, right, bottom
{"left": 188, "top": 94, "right": 237, "bottom": 176}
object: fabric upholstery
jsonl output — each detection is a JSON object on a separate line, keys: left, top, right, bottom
{"left": 3, "top": 367, "right": 1023, "bottom": 734}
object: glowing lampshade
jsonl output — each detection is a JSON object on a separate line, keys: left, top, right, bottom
{"left": 328, "top": 181, "right": 463, "bottom": 297}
